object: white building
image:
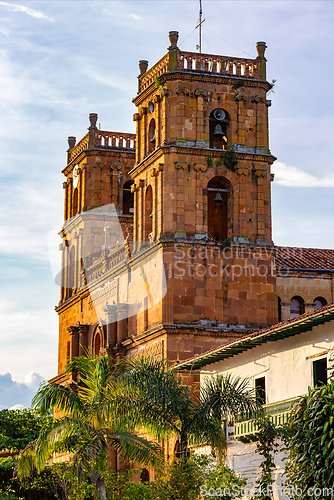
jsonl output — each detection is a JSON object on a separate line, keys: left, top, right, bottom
{"left": 178, "top": 304, "right": 334, "bottom": 498}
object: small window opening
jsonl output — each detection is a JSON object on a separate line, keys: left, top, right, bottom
{"left": 313, "top": 358, "right": 327, "bottom": 387}
{"left": 313, "top": 297, "right": 327, "bottom": 310}
{"left": 207, "top": 177, "right": 231, "bottom": 242}
{"left": 144, "top": 185, "right": 153, "bottom": 241}
{"left": 123, "top": 180, "right": 134, "bottom": 214}
{"left": 94, "top": 332, "right": 101, "bottom": 356}
{"left": 290, "top": 296, "right": 305, "bottom": 319}
{"left": 148, "top": 119, "right": 156, "bottom": 153}
{"left": 255, "top": 377, "right": 266, "bottom": 405}
{"left": 209, "top": 108, "right": 229, "bottom": 149}
{"left": 140, "top": 469, "right": 149, "bottom": 483}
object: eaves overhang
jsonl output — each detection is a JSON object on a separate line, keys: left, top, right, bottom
{"left": 176, "top": 304, "right": 334, "bottom": 371}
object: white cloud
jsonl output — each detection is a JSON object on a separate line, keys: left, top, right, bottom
{"left": 0, "top": 2, "right": 53, "bottom": 22}
{"left": 0, "top": 372, "right": 44, "bottom": 410}
{"left": 272, "top": 161, "right": 334, "bottom": 187}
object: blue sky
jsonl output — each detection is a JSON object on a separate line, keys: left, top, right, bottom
{"left": 0, "top": 0, "right": 334, "bottom": 408}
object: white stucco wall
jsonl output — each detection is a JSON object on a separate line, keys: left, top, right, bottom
{"left": 201, "top": 321, "right": 334, "bottom": 404}
{"left": 199, "top": 320, "right": 334, "bottom": 499}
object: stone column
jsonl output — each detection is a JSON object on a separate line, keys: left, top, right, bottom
{"left": 67, "top": 326, "right": 80, "bottom": 359}
{"left": 78, "top": 324, "right": 89, "bottom": 356}
{"left": 103, "top": 305, "right": 118, "bottom": 347}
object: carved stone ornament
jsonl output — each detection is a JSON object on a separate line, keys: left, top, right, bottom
{"left": 237, "top": 166, "right": 248, "bottom": 175}
{"left": 133, "top": 113, "right": 141, "bottom": 121}
{"left": 176, "top": 86, "right": 189, "bottom": 95}
{"left": 255, "top": 168, "right": 267, "bottom": 177}
{"left": 255, "top": 95, "right": 266, "bottom": 103}
{"left": 194, "top": 89, "right": 208, "bottom": 97}
{"left": 194, "top": 163, "right": 207, "bottom": 172}
{"left": 151, "top": 167, "right": 158, "bottom": 177}
{"left": 174, "top": 161, "right": 187, "bottom": 170}
{"left": 235, "top": 92, "right": 247, "bottom": 102}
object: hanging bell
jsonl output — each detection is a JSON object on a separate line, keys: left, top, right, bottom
{"left": 213, "top": 124, "right": 224, "bottom": 136}
{"left": 214, "top": 192, "right": 223, "bottom": 203}
{"left": 149, "top": 212, "right": 153, "bottom": 218}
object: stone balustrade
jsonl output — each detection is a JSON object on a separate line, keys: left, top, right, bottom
{"left": 68, "top": 130, "right": 136, "bottom": 164}
{"left": 139, "top": 53, "right": 169, "bottom": 92}
{"left": 178, "top": 50, "right": 260, "bottom": 79}
{"left": 95, "top": 130, "right": 136, "bottom": 149}
{"left": 139, "top": 50, "right": 260, "bottom": 93}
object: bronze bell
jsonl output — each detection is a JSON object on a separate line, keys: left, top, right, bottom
{"left": 149, "top": 212, "right": 153, "bottom": 218}
{"left": 214, "top": 192, "right": 223, "bottom": 203}
{"left": 213, "top": 124, "right": 224, "bottom": 136}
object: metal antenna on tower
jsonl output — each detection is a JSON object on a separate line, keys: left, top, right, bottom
{"left": 195, "top": 0, "right": 205, "bottom": 53}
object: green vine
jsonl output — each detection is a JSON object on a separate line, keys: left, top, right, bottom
{"left": 251, "top": 416, "right": 281, "bottom": 500}
{"left": 222, "top": 144, "right": 238, "bottom": 171}
{"left": 207, "top": 155, "right": 213, "bottom": 168}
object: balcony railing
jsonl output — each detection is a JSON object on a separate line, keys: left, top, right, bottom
{"left": 234, "top": 396, "right": 302, "bottom": 438}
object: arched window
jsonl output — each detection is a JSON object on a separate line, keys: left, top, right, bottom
{"left": 144, "top": 185, "right": 153, "bottom": 241}
{"left": 140, "top": 468, "right": 149, "bottom": 483}
{"left": 207, "top": 177, "right": 231, "bottom": 242}
{"left": 67, "top": 246, "right": 75, "bottom": 297}
{"left": 73, "top": 188, "right": 78, "bottom": 217}
{"left": 93, "top": 331, "right": 101, "bottom": 356}
{"left": 123, "top": 180, "right": 134, "bottom": 215}
{"left": 148, "top": 118, "right": 156, "bottom": 153}
{"left": 313, "top": 297, "right": 327, "bottom": 310}
{"left": 290, "top": 296, "right": 305, "bottom": 319}
{"left": 209, "top": 108, "right": 230, "bottom": 150}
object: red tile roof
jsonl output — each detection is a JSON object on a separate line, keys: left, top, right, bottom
{"left": 276, "top": 246, "right": 334, "bottom": 270}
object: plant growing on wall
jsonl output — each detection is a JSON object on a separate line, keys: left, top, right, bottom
{"left": 222, "top": 145, "right": 238, "bottom": 171}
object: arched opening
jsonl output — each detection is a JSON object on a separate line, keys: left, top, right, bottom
{"left": 140, "top": 468, "right": 149, "bottom": 483}
{"left": 144, "top": 185, "right": 153, "bottom": 241}
{"left": 93, "top": 331, "right": 101, "bottom": 356}
{"left": 313, "top": 297, "right": 327, "bottom": 310}
{"left": 207, "top": 177, "right": 231, "bottom": 242}
{"left": 209, "top": 108, "right": 230, "bottom": 150}
{"left": 123, "top": 180, "right": 134, "bottom": 215}
{"left": 73, "top": 188, "right": 78, "bottom": 217}
{"left": 290, "top": 296, "right": 305, "bottom": 319}
{"left": 277, "top": 296, "right": 282, "bottom": 322}
{"left": 148, "top": 118, "right": 156, "bottom": 153}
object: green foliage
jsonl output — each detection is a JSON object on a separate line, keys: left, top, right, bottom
{"left": 0, "top": 457, "right": 59, "bottom": 500}
{"left": 0, "top": 410, "right": 51, "bottom": 452}
{"left": 284, "top": 381, "right": 334, "bottom": 496}
{"left": 222, "top": 145, "right": 238, "bottom": 171}
{"left": 207, "top": 155, "right": 213, "bottom": 168}
{"left": 251, "top": 416, "right": 281, "bottom": 500}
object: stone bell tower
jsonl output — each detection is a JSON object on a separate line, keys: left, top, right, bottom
{"left": 54, "top": 114, "right": 136, "bottom": 378}
{"left": 127, "top": 31, "right": 278, "bottom": 363}
{"left": 54, "top": 30, "right": 278, "bottom": 381}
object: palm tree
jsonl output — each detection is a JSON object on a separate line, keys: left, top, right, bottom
{"left": 117, "top": 357, "right": 258, "bottom": 463}
{"left": 16, "top": 353, "right": 161, "bottom": 500}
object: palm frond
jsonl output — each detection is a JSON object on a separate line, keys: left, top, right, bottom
{"left": 32, "top": 381, "right": 86, "bottom": 417}
{"left": 200, "top": 373, "right": 259, "bottom": 420}
{"left": 110, "top": 428, "right": 162, "bottom": 466}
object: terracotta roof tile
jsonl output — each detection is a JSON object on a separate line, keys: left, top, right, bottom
{"left": 276, "top": 246, "right": 334, "bottom": 270}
